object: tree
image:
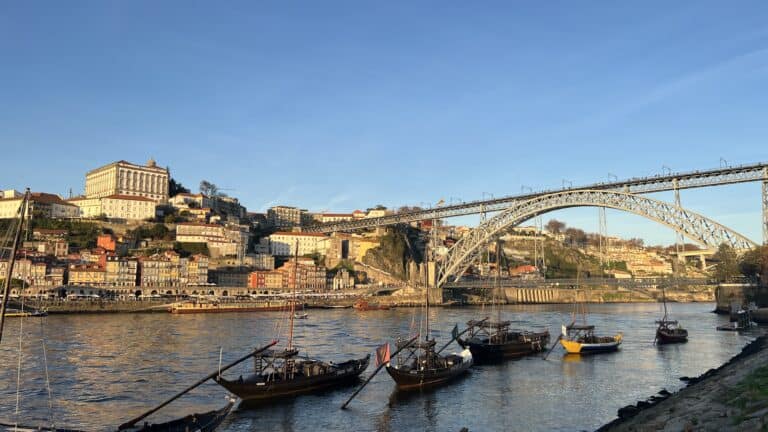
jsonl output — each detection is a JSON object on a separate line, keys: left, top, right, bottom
{"left": 199, "top": 180, "right": 228, "bottom": 197}
{"left": 713, "top": 243, "right": 740, "bottom": 282}
{"left": 199, "top": 180, "right": 217, "bottom": 197}
{"left": 739, "top": 245, "right": 768, "bottom": 283}
{"left": 169, "top": 177, "right": 190, "bottom": 197}
{"left": 546, "top": 219, "right": 566, "bottom": 234}
{"left": 565, "top": 227, "right": 587, "bottom": 247}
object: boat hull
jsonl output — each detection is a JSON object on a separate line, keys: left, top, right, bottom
{"left": 131, "top": 399, "right": 235, "bottom": 432}
{"left": 385, "top": 349, "right": 473, "bottom": 390}
{"left": 214, "top": 356, "right": 369, "bottom": 401}
{"left": 170, "top": 303, "right": 304, "bottom": 314}
{"left": 560, "top": 334, "right": 622, "bottom": 354}
{"left": 656, "top": 329, "right": 688, "bottom": 344}
{"left": 458, "top": 331, "right": 550, "bottom": 363}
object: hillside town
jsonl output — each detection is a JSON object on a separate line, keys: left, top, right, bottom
{"left": 0, "top": 158, "right": 715, "bottom": 301}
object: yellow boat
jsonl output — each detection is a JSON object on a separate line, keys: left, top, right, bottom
{"left": 559, "top": 324, "right": 622, "bottom": 354}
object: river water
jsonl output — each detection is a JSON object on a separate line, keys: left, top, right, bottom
{"left": 0, "top": 303, "right": 759, "bottom": 431}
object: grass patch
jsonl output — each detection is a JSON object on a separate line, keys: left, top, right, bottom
{"left": 725, "top": 364, "right": 768, "bottom": 425}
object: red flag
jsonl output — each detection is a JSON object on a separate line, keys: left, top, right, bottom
{"left": 375, "top": 343, "right": 391, "bottom": 367}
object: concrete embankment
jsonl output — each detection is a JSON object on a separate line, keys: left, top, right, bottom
{"left": 19, "top": 300, "right": 171, "bottom": 314}
{"left": 715, "top": 283, "right": 768, "bottom": 313}
{"left": 598, "top": 331, "right": 768, "bottom": 432}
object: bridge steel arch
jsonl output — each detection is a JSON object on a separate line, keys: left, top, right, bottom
{"left": 437, "top": 190, "right": 758, "bottom": 288}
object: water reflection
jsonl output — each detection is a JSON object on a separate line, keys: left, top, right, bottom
{"left": 0, "top": 303, "right": 758, "bottom": 431}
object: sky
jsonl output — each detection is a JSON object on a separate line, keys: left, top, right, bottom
{"left": 1, "top": 1, "right": 767, "bottom": 246}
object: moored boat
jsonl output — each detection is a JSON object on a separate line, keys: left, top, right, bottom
{"left": 123, "top": 398, "right": 236, "bottom": 432}
{"left": 213, "top": 241, "right": 369, "bottom": 402}
{"left": 457, "top": 241, "right": 550, "bottom": 363}
{"left": 458, "top": 320, "right": 550, "bottom": 362}
{"left": 215, "top": 349, "right": 370, "bottom": 401}
{"left": 655, "top": 320, "right": 688, "bottom": 344}
{"left": 559, "top": 324, "right": 622, "bottom": 354}
{"left": 169, "top": 300, "right": 302, "bottom": 314}
{"left": 654, "top": 286, "right": 688, "bottom": 344}
{"left": 3, "top": 308, "right": 47, "bottom": 318}
{"left": 353, "top": 299, "right": 390, "bottom": 311}
{"left": 385, "top": 338, "right": 472, "bottom": 390}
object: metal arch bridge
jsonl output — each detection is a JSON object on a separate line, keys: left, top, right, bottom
{"left": 435, "top": 189, "right": 758, "bottom": 288}
{"left": 303, "top": 162, "right": 768, "bottom": 239}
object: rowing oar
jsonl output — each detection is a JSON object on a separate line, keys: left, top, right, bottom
{"left": 436, "top": 318, "right": 489, "bottom": 355}
{"left": 118, "top": 340, "right": 278, "bottom": 430}
{"left": 341, "top": 335, "right": 418, "bottom": 410}
{"left": 542, "top": 335, "right": 562, "bottom": 360}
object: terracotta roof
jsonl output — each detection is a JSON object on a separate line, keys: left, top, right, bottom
{"left": 0, "top": 192, "right": 75, "bottom": 206}
{"left": 103, "top": 194, "right": 156, "bottom": 202}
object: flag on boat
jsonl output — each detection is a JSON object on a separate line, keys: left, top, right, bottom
{"left": 375, "top": 343, "right": 391, "bottom": 366}
{"left": 451, "top": 324, "right": 459, "bottom": 340}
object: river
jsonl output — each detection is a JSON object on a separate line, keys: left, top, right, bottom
{"left": 0, "top": 303, "right": 758, "bottom": 431}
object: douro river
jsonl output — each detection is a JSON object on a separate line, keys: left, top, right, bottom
{"left": 0, "top": 303, "right": 756, "bottom": 431}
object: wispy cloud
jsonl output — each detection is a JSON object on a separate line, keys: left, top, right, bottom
{"left": 568, "top": 47, "right": 768, "bottom": 130}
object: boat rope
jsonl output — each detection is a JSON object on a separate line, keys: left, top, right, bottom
{"left": 39, "top": 316, "right": 55, "bottom": 429}
{"left": 15, "top": 302, "right": 24, "bottom": 425}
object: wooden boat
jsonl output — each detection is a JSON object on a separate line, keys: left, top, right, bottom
{"left": 384, "top": 235, "right": 472, "bottom": 390}
{"left": 654, "top": 286, "right": 687, "bottom": 344}
{"left": 3, "top": 308, "right": 47, "bottom": 318}
{"left": 457, "top": 241, "right": 549, "bottom": 363}
{"left": 559, "top": 324, "right": 622, "bottom": 354}
{"left": 458, "top": 319, "right": 550, "bottom": 363}
{"left": 215, "top": 349, "right": 370, "bottom": 401}
{"left": 353, "top": 299, "right": 390, "bottom": 311}
{"left": 214, "top": 241, "right": 369, "bottom": 402}
{"left": 122, "top": 398, "right": 235, "bottom": 432}
{"left": 169, "top": 300, "right": 303, "bottom": 314}
{"left": 385, "top": 339, "right": 472, "bottom": 390}
{"left": 656, "top": 320, "right": 688, "bottom": 343}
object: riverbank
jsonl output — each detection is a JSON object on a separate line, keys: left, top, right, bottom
{"left": 599, "top": 330, "right": 768, "bottom": 431}
{"left": 7, "top": 293, "right": 719, "bottom": 314}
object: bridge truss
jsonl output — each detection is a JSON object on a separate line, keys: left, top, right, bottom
{"left": 436, "top": 190, "right": 758, "bottom": 288}
{"left": 305, "top": 162, "right": 768, "bottom": 234}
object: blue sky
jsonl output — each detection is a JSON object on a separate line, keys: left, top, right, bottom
{"left": 1, "top": 1, "right": 767, "bottom": 245}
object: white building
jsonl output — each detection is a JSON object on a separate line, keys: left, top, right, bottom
{"left": 67, "top": 195, "right": 156, "bottom": 220}
{"left": 176, "top": 223, "right": 250, "bottom": 258}
{"left": 85, "top": 159, "right": 169, "bottom": 203}
{"left": 0, "top": 192, "right": 79, "bottom": 219}
{"left": 169, "top": 193, "right": 213, "bottom": 210}
{"left": 268, "top": 232, "right": 330, "bottom": 257}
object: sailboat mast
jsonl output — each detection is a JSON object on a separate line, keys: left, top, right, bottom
{"left": 496, "top": 240, "right": 501, "bottom": 324}
{"left": 0, "top": 189, "right": 30, "bottom": 344}
{"left": 287, "top": 240, "right": 299, "bottom": 351}
{"left": 425, "top": 234, "right": 429, "bottom": 342}
{"left": 662, "top": 286, "right": 668, "bottom": 320}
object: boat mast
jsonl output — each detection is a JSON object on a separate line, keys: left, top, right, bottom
{"left": 287, "top": 240, "right": 299, "bottom": 351}
{"left": 425, "top": 233, "right": 429, "bottom": 342}
{"left": 0, "top": 189, "right": 30, "bottom": 344}
{"left": 495, "top": 239, "right": 501, "bottom": 324}
{"left": 661, "top": 286, "right": 669, "bottom": 321}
